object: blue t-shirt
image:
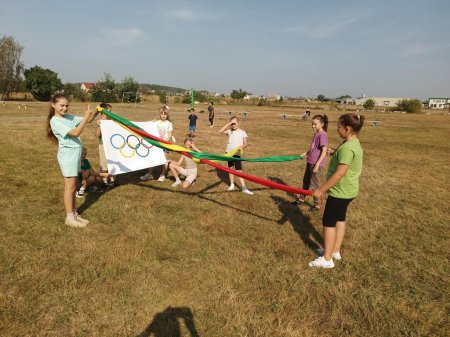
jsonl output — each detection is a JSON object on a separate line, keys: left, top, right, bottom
{"left": 50, "top": 114, "right": 83, "bottom": 148}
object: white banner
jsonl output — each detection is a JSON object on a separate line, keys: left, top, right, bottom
{"left": 100, "top": 120, "right": 167, "bottom": 175}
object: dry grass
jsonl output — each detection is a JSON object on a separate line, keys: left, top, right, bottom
{"left": 0, "top": 101, "right": 449, "bottom": 337}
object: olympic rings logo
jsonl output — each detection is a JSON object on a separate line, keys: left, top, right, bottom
{"left": 110, "top": 134, "right": 154, "bottom": 158}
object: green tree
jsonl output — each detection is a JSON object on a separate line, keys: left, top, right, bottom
{"left": 363, "top": 99, "right": 375, "bottom": 110}
{"left": 317, "top": 94, "right": 326, "bottom": 101}
{"left": 24, "top": 66, "right": 63, "bottom": 101}
{"left": 0, "top": 35, "right": 24, "bottom": 100}
{"left": 90, "top": 73, "right": 118, "bottom": 102}
{"left": 118, "top": 76, "right": 140, "bottom": 103}
{"left": 231, "top": 89, "right": 250, "bottom": 100}
{"left": 397, "top": 99, "right": 423, "bottom": 113}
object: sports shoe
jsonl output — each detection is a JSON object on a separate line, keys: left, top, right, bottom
{"left": 316, "top": 248, "right": 342, "bottom": 261}
{"left": 106, "top": 181, "right": 115, "bottom": 187}
{"left": 75, "top": 214, "right": 90, "bottom": 225}
{"left": 242, "top": 188, "right": 254, "bottom": 195}
{"left": 227, "top": 184, "right": 235, "bottom": 191}
{"left": 291, "top": 198, "right": 305, "bottom": 205}
{"left": 171, "top": 180, "right": 182, "bottom": 187}
{"left": 75, "top": 190, "right": 85, "bottom": 198}
{"left": 65, "top": 218, "right": 87, "bottom": 228}
{"left": 308, "top": 256, "right": 334, "bottom": 268}
{"left": 157, "top": 175, "right": 166, "bottom": 182}
{"left": 140, "top": 173, "right": 153, "bottom": 181}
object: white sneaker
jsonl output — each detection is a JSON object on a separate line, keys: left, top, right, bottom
{"left": 140, "top": 173, "right": 153, "bottom": 181}
{"left": 65, "top": 218, "right": 87, "bottom": 228}
{"left": 171, "top": 180, "right": 182, "bottom": 187}
{"left": 308, "top": 256, "right": 334, "bottom": 268}
{"left": 157, "top": 176, "right": 166, "bottom": 182}
{"left": 227, "top": 184, "right": 235, "bottom": 191}
{"left": 75, "top": 214, "right": 90, "bottom": 225}
{"left": 316, "top": 248, "right": 342, "bottom": 261}
{"left": 242, "top": 188, "right": 254, "bottom": 195}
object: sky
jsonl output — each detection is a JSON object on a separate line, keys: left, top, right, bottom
{"left": 1, "top": 0, "right": 449, "bottom": 99}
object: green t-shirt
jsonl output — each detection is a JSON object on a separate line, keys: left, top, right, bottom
{"left": 327, "top": 139, "right": 363, "bottom": 199}
{"left": 78, "top": 159, "right": 92, "bottom": 181}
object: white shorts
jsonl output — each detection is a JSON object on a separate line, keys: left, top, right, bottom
{"left": 179, "top": 168, "right": 197, "bottom": 183}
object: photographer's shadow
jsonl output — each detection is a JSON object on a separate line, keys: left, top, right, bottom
{"left": 137, "top": 306, "right": 200, "bottom": 337}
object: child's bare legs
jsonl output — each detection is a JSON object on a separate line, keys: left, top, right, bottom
{"left": 237, "top": 172, "right": 247, "bottom": 189}
{"left": 228, "top": 172, "right": 235, "bottom": 186}
{"left": 323, "top": 221, "right": 345, "bottom": 260}
{"left": 64, "top": 177, "right": 77, "bottom": 213}
{"left": 169, "top": 162, "right": 182, "bottom": 181}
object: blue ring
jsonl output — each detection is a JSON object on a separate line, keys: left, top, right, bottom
{"left": 110, "top": 134, "right": 126, "bottom": 149}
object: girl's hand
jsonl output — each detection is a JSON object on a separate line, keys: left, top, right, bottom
{"left": 313, "top": 165, "right": 319, "bottom": 173}
{"left": 327, "top": 148, "right": 334, "bottom": 155}
{"left": 84, "top": 105, "right": 93, "bottom": 118}
{"left": 300, "top": 152, "right": 307, "bottom": 157}
{"left": 312, "top": 189, "right": 323, "bottom": 199}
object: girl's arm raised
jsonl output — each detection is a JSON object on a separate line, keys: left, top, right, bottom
{"left": 67, "top": 105, "right": 95, "bottom": 137}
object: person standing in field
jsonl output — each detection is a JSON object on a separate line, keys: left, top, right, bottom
{"left": 95, "top": 102, "right": 115, "bottom": 187}
{"left": 219, "top": 116, "right": 254, "bottom": 195}
{"left": 187, "top": 108, "right": 198, "bottom": 136}
{"left": 47, "top": 93, "right": 98, "bottom": 228}
{"left": 308, "top": 113, "right": 364, "bottom": 269}
{"left": 140, "top": 107, "right": 173, "bottom": 182}
{"left": 208, "top": 101, "right": 215, "bottom": 127}
{"left": 292, "top": 114, "right": 328, "bottom": 211}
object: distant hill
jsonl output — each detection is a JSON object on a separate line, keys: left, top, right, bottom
{"left": 140, "top": 84, "right": 188, "bottom": 94}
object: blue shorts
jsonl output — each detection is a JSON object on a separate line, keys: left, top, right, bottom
{"left": 188, "top": 125, "right": 196, "bottom": 132}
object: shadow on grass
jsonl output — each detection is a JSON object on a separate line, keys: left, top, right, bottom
{"left": 268, "top": 176, "right": 322, "bottom": 251}
{"left": 77, "top": 170, "right": 145, "bottom": 214}
{"left": 137, "top": 306, "right": 200, "bottom": 337}
{"left": 136, "top": 182, "right": 276, "bottom": 222}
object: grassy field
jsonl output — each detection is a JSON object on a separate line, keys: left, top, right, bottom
{"left": 0, "top": 101, "right": 448, "bottom": 337}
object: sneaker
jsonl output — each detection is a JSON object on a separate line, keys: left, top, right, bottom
{"left": 75, "top": 215, "right": 90, "bottom": 225}
{"left": 242, "top": 188, "right": 254, "bottom": 195}
{"left": 75, "top": 190, "right": 85, "bottom": 198}
{"left": 106, "top": 181, "right": 115, "bottom": 187}
{"left": 157, "top": 175, "right": 166, "bottom": 182}
{"left": 308, "top": 256, "right": 334, "bottom": 268}
{"left": 65, "top": 218, "right": 87, "bottom": 228}
{"left": 291, "top": 198, "right": 305, "bottom": 205}
{"left": 227, "top": 184, "right": 235, "bottom": 191}
{"left": 316, "top": 248, "right": 342, "bottom": 261}
{"left": 171, "top": 180, "right": 182, "bottom": 187}
{"left": 140, "top": 173, "right": 153, "bottom": 181}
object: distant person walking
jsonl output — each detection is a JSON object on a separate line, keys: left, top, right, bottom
{"left": 219, "top": 116, "right": 254, "bottom": 195}
{"left": 208, "top": 101, "right": 215, "bottom": 127}
{"left": 308, "top": 113, "right": 364, "bottom": 269}
{"left": 46, "top": 93, "right": 98, "bottom": 228}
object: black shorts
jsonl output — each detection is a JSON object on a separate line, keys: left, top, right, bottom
{"left": 227, "top": 155, "right": 242, "bottom": 170}
{"left": 322, "top": 195, "right": 354, "bottom": 228}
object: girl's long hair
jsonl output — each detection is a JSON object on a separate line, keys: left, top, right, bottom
{"left": 312, "top": 114, "right": 328, "bottom": 131}
{"left": 159, "top": 107, "right": 171, "bottom": 121}
{"left": 46, "top": 93, "right": 69, "bottom": 143}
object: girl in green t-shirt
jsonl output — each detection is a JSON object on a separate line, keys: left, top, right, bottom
{"left": 309, "top": 113, "right": 364, "bottom": 269}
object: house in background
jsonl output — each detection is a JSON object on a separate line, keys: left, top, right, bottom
{"left": 337, "top": 95, "right": 414, "bottom": 107}
{"left": 428, "top": 98, "right": 450, "bottom": 109}
{"left": 80, "top": 82, "right": 95, "bottom": 91}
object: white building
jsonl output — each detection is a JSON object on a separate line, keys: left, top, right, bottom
{"left": 428, "top": 98, "right": 450, "bottom": 109}
{"left": 337, "top": 96, "right": 414, "bottom": 107}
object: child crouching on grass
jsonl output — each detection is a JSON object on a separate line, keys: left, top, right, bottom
{"left": 308, "top": 113, "right": 364, "bottom": 269}
{"left": 76, "top": 147, "right": 104, "bottom": 198}
{"left": 168, "top": 137, "right": 200, "bottom": 189}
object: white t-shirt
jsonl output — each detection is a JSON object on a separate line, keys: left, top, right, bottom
{"left": 225, "top": 129, "right": 247, "bottom": 152}
{"left": 156, "top": 120, "right": 173, "bottom": 141}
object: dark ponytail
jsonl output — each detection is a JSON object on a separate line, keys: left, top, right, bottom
{"left": 312, "top": 114, "right": 328, "bottom": 131}
{"left": 339, "top": 113, "right": 364, "bottom": 133}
